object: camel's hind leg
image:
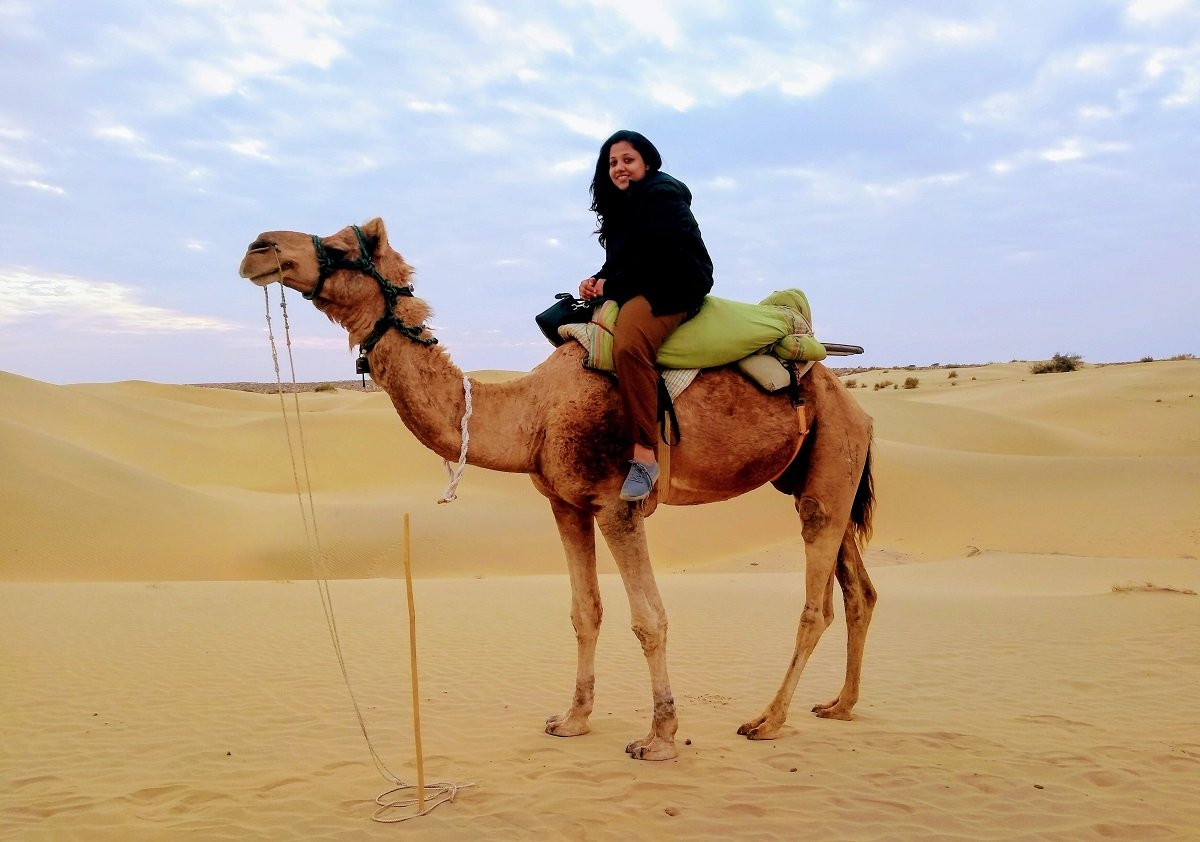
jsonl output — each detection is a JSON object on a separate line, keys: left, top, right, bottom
{"left": 738, "top": 495, "right": 842, "bottom": 740}
{"left": 739, "top": 406, "right": 872, "bottom": 740}
{"left": 811, "top": 527, "right": 877, "bottom": 720}
{"left": 545, "top": 498, "right": 602, "bottom": 738}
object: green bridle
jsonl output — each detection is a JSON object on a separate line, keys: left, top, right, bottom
{"left": 308, "top": 224, "right": 438, "bottom": 354}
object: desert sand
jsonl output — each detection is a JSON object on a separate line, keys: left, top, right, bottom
{"left": 2, "top": 359, "right": 1198, "bottom": 840}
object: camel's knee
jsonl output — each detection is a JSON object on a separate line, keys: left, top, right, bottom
{"left": 631, "top": 618, "right": 668, "bottom": 654}
{"left": 798, "top": 602, "right": 826, "bottom": 634}
{"left": 862, "top": 579, "right": 878, "bottom": 611}
{"left": 837, "top": 536, "right": 878, "bottom": 617}
{"left": 571, "top": 598, "right": 603, "bottom": 638}
{"left": 797, "top": 496, "right": 830, "bottom": 543}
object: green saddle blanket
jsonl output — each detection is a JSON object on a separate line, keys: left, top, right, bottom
{"left": 564, "top": 289, "right": 827, "bottom": 373}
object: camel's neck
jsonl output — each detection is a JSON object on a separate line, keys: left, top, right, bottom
{"left": 366, "top": 330, "right": 539, "bottom": 474}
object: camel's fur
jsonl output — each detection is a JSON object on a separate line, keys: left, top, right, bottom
{"left": 239, "top": 218, "right": 877, "bottom": 760}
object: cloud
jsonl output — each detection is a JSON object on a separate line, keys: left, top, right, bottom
{"left": 0, "top": 151, "right": 40, "bottom": 177}
{"left": 863, "top": 171, "right": 969, "bottom": 200}
{"left": 12, "top": 179, "right": 65, "bottom": 195}
{"left": 92, "top": 121, "right": 181, "bottom": 167}
{"left": 95, "top": 0, "right": 350, "bottom": 111}
{"left": 1126, "top": 0, "right": 1196, "bottom": 24}
{"left": 582, "top": 0, "right": 683, "bottom": 49}
{"left": 501, "top": 102, "right": 614, "bottom": 139}
{"left": 774, "top": 165, "right": 967, "bottom": 204}
{"left": 0, "top": 269, "right": 239, "bottom": 333}
{"left": 226, "top": 139, "right": 273, "bottom": 160}
{"left": 550, "top": 156, "right": 593, "bottom": 177}
{"left": 959, "top": 10, "right": 1200, "bottom": 133}
{"left": 989, "top": 137, "right": 1130, "bottom": 173}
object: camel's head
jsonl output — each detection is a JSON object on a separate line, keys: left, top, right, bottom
{"left": 239, "top": 217, "right": 431, "bottom": 347}
{"left": 238, "top": 217, "right": 409, "bottom": 299}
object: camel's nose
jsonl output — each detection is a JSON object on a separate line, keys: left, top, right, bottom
{"left": 245, "top": 237, "right": 276, "bottom": 254}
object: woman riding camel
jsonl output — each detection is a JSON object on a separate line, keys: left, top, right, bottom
{"left": 578, "top": 130, "right": 715, "bottom": 502}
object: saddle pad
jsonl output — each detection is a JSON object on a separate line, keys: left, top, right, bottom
{"left": 559, "top": 321, "right": 699, "bottom": 401}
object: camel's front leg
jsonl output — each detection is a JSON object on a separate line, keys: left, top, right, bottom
{"left": 596, "top": 503, "right": 678, "bottom": 761}
{"left": 545, "top": 499, "right": 602, "bottom": 738}
{"left": 738, "top": 495, "right": 841, "bottom": 740}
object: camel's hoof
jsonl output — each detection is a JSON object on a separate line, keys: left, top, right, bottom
{"left": 737, "top": 717, "right": 783, "bottom": 740}
{"left": 813, "top": 705, "right": 854, "bottom": 721}
{"left": 625, "top": 737, "right": 677, "bottom": 761}
{"left": 545, "top": 714, "right": 591, "bottom": 737}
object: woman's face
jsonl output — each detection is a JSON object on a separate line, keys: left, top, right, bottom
{"left": 608, "top": 141, "right": 647, "bottom": 190}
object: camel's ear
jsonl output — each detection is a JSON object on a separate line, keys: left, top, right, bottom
{"left": 360, "top": 217, "right": 389, "bottom": 254}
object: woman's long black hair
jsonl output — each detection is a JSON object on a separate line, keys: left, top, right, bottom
{"left": 590, "top": 130, "right": 663, "bottom": 246}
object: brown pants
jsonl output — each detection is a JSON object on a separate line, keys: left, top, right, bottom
{"left": 613, "top": 296, "right": 687, "bottom": 449}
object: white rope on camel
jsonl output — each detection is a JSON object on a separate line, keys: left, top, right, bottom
{"left": 437, "top": 375, "right": 473, "bottom": 504}
{"left": 264, "top": 282, "right": 471, "bottom": 823}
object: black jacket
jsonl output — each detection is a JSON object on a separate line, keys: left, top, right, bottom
{"left": 596, "top": 171, "right": 714, "bottom": 316}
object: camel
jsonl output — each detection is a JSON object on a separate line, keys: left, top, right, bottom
{"left": 238, "top": 218, "right": 877, "bottom": 761}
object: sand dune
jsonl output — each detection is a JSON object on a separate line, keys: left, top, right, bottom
{"left": 3, "top": 360, "right": 1196, "bottom": 580}
{"left": 2, "top": 359, "right": 1198, "bottom": 839}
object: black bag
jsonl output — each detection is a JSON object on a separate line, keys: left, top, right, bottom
{"left": 535, "top": 293, "right": 593, "bottom": 346}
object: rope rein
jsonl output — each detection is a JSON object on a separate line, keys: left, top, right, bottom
{"left": 264, "top": 272, "right": 471, "bottom": 822}
{"left": 438, "top": 376, "right": 473, "bottom": 504}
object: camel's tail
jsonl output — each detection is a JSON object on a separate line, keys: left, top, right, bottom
{"left": 849, "top": 442, "right": 874, "bottom": 549}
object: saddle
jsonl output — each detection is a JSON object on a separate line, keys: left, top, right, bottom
{"left": 552, "top": 289, "right": 851, "bottom": 396}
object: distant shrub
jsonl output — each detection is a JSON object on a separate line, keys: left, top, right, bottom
{"left": 1030, "top": 353, "right": 1082, "bottom": 374}
{"left": 314, "top": 382, "right": 337, "bottom": 393}
{"left": 844, "top": 378, "right": 858, "bottom": 388}
{"left": 874, "top": 380, "right": 895, "bottom": 391}
{"left": 903, "top": 377, "right": 919, "bottom": 389}
{"left": 1169, "top": 353, "right": 1196, "bottom": 361}
{"left": 1139, "top": 356, "right": 1155, "bottom": 363}
{"left": 1112, "top": 582, "right": 1197, "bottom": 595}
{"left": 947, "top": 370, "right": 959, "bottom": 379}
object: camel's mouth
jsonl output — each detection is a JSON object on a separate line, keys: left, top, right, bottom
{"left": 238, "top": 247, "right": 283, "bottom": 287}
{"left": 247, "top": 269, "right": 281, "bottom": 287}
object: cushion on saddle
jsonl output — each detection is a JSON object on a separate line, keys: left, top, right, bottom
{"left": 559, "top": 290, "right": 827, "bottom": 372}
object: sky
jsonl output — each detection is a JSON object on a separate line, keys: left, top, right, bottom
{"left": 1, "top": 0, "right": 1197, "bottom": 384}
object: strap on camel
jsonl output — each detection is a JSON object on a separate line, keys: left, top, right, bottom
{"left": 769, "top": 363, "right": 810, "bottom": 483}
{"left": 657, "top": 375, "right": 679, "bottom": 503}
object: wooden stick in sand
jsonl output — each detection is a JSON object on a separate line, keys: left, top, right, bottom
{"left": 403, "top": 513, "right": 426, "bottom": 813}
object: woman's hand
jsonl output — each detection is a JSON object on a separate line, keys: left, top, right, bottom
{"left": 579, "top": 276, "right": 606, "bottom": 300}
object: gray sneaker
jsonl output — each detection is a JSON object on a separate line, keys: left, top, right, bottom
{"left": 619, "top": 460, "right": 660, "bottom": 502}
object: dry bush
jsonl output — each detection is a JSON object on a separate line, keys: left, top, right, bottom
{"left": 1031, "top": 353, "right": 1082, "bottom": 374}
{"left": 1112, "top": 582, "right": 1197, "bottom": 595}
{"left": 903, "top": 376, "right": 919, "bottom": 389}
